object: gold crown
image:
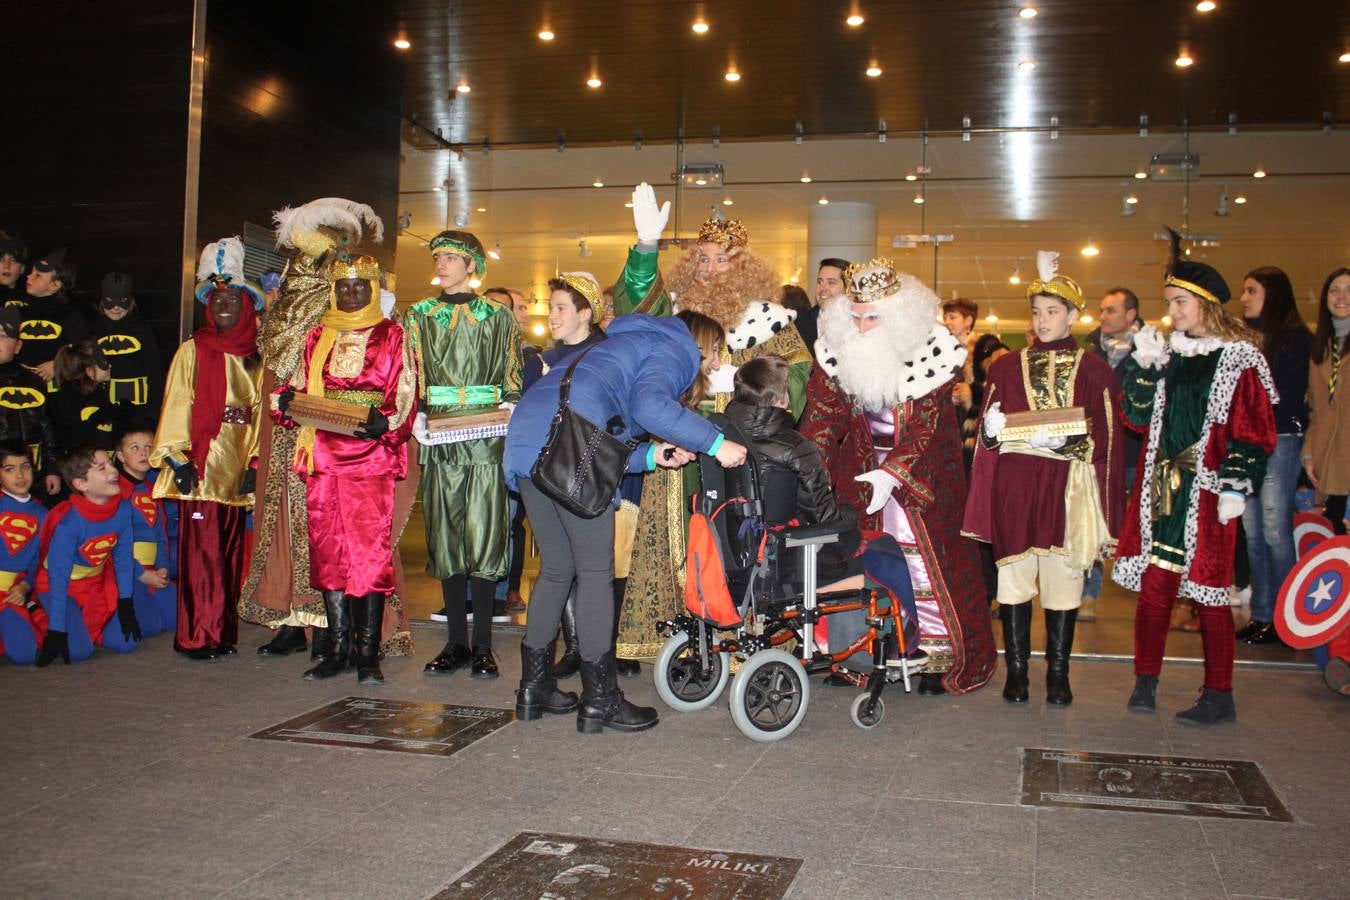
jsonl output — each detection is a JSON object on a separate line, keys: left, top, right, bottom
{"left": 1026, "top": 274, "right": 1085, "bottom": 311}
{"left": 327, "top": 254, "right": 382, "bottom": 284}
{"left": 696, "top": 217, "right": 749, "bottom": 249}
{"left": 843, "top": 258, "right": 901, "bottom": 304}
{"left": 560, "top": 272, "right": 605, "bottom": 321}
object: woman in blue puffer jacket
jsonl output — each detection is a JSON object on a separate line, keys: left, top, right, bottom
{"left": 504, "top": 311, "right": 747, "bottom": 734}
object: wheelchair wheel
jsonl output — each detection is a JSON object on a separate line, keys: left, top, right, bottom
{"left": 654, "top": 631, "right": 730, "bottom": 712}
{"left": 729, "top": 649, "right": 810, "bottom": 742}
{"left": 850, "top": 693, "right": 884, "bottom": 729}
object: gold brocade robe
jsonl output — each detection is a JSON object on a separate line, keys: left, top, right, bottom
{"left": 150, "top": 340, "right": 262, "bottom": 505}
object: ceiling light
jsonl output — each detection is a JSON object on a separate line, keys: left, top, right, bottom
{"left": 865, "top": 64, "right": 882, "bottom": 77}
{"left": 1161, "top": 314, "right": 1173, "bottom": 326}
{"left": 1134, "top": 170, "right": 1148, "bottom": 180}
{"left": 476, "top": 207, "right": 486, "bottom": 213}
{"left": 531, "top": 323, "right": 547, "bottom": 336}
{"left": 538, "top": 29, "right": 554, "bottom": 41}
{"left": 800, "top": 175, "right": 812, "bottom": 183}
{"left": 1175, "top": 50, "right": 1194, "bottom": 68}
{"left": 592, "top": 180, "right": 604, "bottom": 188}
{"left": 1019, "top": 6, "right": 1038, "bottom": 18}
{"left": 986, "top": 313, "right": 999, "bottom": 323}
{"left": 1195, "top": 0, "right": 1216, "bottom": 10}
{"left": 724, "top": 67, "right": 741, "bottom": 82}
{"left": 846, "top": 13, "right": 865, "bottom": 26}
{"left": 913, "top": 195, "right": 925, "bottom": 204}
{"left": 487, "top": 249, "right": 501, "bottom": 261}
{"left": 1080, "top": 241, "right": 1100, "bottom": 257}
{"left": 432, "top": 185, "right": 443, "bottom": 192}
{"left": 1080, "top": 314, "right": 1094, "bottom": 324}
{"left": 1125, "top": 194, "right": 1139, "bottom": 204}
{"left": 905, "top": 173, "right": 917, "bottom": 182}
{"left": 818, "top": 197, "right": 829, "bottom": 205}
{"left": 586, "top": 76, "right": 602, "bottom": 88}
{"left": 694, "top": 178, "right": 707, "bottom": 186}
{"left": 1008, "top": 264, "right": 1021, "bottom": 285}
{"left": 692, "top": 19, "right": 709, "bottom": 34}
{"left": 456, "top": 82, "right": 471, "bottom": 93}
{"left": 1121, "top": 196, "right": 1137, "bottom": 217}
{"left": 1340, "top": 52, "right": 1350, "bottom": 64}
{"left": 430, "top": 276, "right": 441, "bottom": 286}
{"left": 1234, "top": 194, "right": 1247, "bottom": 204}
{"left": 469, "top": 277, "right": 482, "bottom": 289}
{"left": 1252, "top": 168, "right": 1267, "bottom": 178}
{"left": 722, "top": 198, "right": 734, "bottom": 206}
{"left": 393, "top": 37, "right": 411, "bottom": 50}
{"left": 624, "top": 201, "right": 634, "bottom": 208}
{"left": 1018, "top": 59, "right": 1037, "bottom": 71}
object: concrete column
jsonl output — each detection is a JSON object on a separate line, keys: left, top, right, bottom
{"left": 807, "top": 202, "right": 877, "bottom": 293}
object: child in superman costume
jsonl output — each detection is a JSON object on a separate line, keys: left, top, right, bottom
{"left": 33, "top": 446, "right": 138, "bottom": 666}
{"left": 0, "top": 441, "right": 48, "bottom": 665}
{"left": 115, "top": 424, "right": 176, "bottom": 636}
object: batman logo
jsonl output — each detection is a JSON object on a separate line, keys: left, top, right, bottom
{"left": 80, "top": 405, "right": 102, "bottom": 422}
{"left": 4, "top": 300, "right": 26, "bottom": 309}
{"left": 98, "top": 334, "right": 143, "bottom": 355}
{"left": 19, "top": 320, "right": 61, "bottom": 340}
{"left": 0, "top": 387, "right": 45, "bottom": 410}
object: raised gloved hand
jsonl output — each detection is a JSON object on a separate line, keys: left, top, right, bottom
{"left": 116, "top": 597, "right": 141, "bottom": 642}
{"left": 35, "top": 630, "right": 70, "bottom": 667}
{"left": 855, "top": 469, "right": 900, "bottom": 515}
{"left": 356, "top": 408, "right": 389, "bottom": 440}
{"left": 170, "top": 460, "right": 199, "bottom": 495}
{"left": 631, "top": 182, "right": 671, "bottom": 244}
{"left": 277, "top": 386, "right": 295, "bottom": 413}
{"left": 1131, "top": 325, "right": 1170, "bottom": 370}
{"left": 1027, "top": 427, "right": 1068, "bottom": 450}
{"left": 1217, "top": 491, "right": 1246, "bottom": 524}
{"left": 983, "top": 401, "right": 1007, "bottom": 439}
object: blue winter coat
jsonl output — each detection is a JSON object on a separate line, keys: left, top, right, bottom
{"left": 504, "top": 314, "right": 722, "bottom": 490}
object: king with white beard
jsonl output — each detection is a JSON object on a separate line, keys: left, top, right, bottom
{"left": 801, "top": 260, "right": 997, "bottom": 695}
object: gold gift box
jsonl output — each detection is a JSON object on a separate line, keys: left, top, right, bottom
{"left": 998, "top": 406, "right": 1088, "bottom": 441}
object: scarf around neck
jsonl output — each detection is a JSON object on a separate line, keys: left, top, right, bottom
{"left": 189, "top": 293, "right": 259, "bottom": 477}
{"left": 294, "top": 301, "right": 384, "bottom": 472}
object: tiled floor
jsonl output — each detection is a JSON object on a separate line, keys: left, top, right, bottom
{"left": 3, "top": 620, "right": 1346, "bottom": 899}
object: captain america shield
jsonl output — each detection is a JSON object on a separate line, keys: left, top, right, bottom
{"left": 1293, "top": 512, "right": 1336, "bottom": 559}
{"left": 1276, "top": 536, "right": 1350, "bottom": 649}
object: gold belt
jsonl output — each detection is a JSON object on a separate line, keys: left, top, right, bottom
{"left": 1151, "top": 441, "right": 1200, "bottom": 518}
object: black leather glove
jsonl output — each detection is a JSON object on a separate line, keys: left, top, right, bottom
{"left": 116, "top": 597, "right": 141, "bottom": 642}
{"left": 35, "top": 630, "right": 70, "bottom": 667}
{"left": 277, "top": 386, "right": 295, "bottom": 413}
{"left": 171, "top": 461, "right": 199, "bottom": 495}
{"left": 355, "top": 408, "right": 389, "bottom": 441}
{"left": 238, "top": 468, "right": 256, "bottom": 495}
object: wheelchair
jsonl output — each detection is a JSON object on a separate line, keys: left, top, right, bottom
{"left": 652, "top": 415, "right": 922, "bottom": 742}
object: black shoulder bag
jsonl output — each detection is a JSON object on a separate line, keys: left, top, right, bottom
{"left": 530, "top": 344, "right": 638, "bottom": 518}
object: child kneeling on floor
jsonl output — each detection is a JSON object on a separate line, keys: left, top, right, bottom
{"left": 33, "top": 446, "right": 138, "bottom": 666}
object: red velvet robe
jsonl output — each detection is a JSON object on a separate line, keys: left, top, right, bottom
{"left": 801, "top": 368, "right": 997, "bottom": 694}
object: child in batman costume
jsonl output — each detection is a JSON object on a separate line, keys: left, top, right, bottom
{"left": 19, "top": 248, "right": 88, "bottom": 383}
{"left": 90, "top": 272, "right": 165, "bottom": 414}
{"left": 0, "top": 308, "right": 60, "bottom": 501}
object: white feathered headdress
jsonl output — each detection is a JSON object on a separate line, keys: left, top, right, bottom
{"left": 194, "top": 236, "right": 263, "bottom": 308}
{"left": 1027, "top": 249, "right": 1084, "bottom": 310}
{"left": 1035, "top": 250, "right": 1060, "bottom": 283}
{"left": 272, "top": 197, "right": 384, "bottom": 251}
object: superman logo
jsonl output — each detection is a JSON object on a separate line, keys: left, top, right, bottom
{"left": 98, "top": 334, "right": 142, "bottom": 355}
{"left": 19, "top": 320, "right": 61, "bottom": 340}
{"left": 132, "top": 493, "right": 158, "bottom": 527}
{"left": 0, "top": 386, "right": 44, "bottom": 410}
{"left": 0, "top": 512, "right": 38, "bottom": 555}
{"left": 79, "top": 533, "right": 117, "bottom": 568}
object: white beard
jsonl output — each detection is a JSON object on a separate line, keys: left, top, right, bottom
{"left": 817, "top": 291, "right": 966, "bottom": 411}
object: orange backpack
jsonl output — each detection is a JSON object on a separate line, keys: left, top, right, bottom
{"left": 684, "top": 498, "right": 744, "bottom": 629}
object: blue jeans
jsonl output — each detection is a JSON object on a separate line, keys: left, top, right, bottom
{"left": 1242, "top": 434, "right": 1303, "bottom": 622}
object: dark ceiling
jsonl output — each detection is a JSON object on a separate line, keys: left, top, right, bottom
{"left": 393, "top": 0, "right": 1350, "bottom": 149}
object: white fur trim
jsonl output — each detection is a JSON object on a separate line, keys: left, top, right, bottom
{"left": 273, "top": 197, "right": 384, "bottom": 250}
{"left": 726, "top": 299, "right": 796, "bottom": 352}
{"left": 818, "top": 324, "right": 965, "bottom": 405}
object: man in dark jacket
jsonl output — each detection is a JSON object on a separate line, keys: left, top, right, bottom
{"left": 0, "top": 309, "right": 61, "bottom": 500}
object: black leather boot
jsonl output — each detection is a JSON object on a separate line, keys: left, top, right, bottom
{"left": 354, "top": 594, "right": 385, "bottom": 685}
{"left": 517, "top": 641, "right": 579, "bottom": 720}
{"left": 553, "top": 590, "right": 581, "bottom": 678}
{"left": 304, "top": 592, "right": 351, "bottom": 680}
{"left": 257, "top": 624, "right": 307, "bottom": 656}
{"left": 1044, "top": 608, "right": 1078, "bottom": 706}
{"left": 1175, "top": 687, "right": 1236, "bottom": 725}
{"left": 1128, "top": 675, "right": 1158, "bottom": 712}
{"left": 577, "top": 651, "right": 658, "bottom": 734}
{"left": 1000, "top": 603, "right": 1032, "bottom": 703}
{"left": 612, "top": 577, "right": 641, "bottom": 677}
{"left": 310, "top": 623, "right": 331, "bottom": 662}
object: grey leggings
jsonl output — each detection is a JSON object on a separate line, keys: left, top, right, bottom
{"left": 517, "top": 478, "right": 616, "bottom": 660}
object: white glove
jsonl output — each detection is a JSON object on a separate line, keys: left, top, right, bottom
{"left": 1131, "top": 325, "right": 1170, "bottom": 370}
{"left": 855, "top": 469, "right": 900, "bottom": 515}
{"left": 1027, "top": 427, "right": 1067, "bottom": 450}
{"left": 1216, "top": 491, "right": 1246, "bottom": 524}
{"left": 498, "top": 401, "right": 516, "bottom": 414}
{"left": 983, "top": 401, "right": 1006, "bottom": 439}
{"left": 631, "top": 182, "right": 671, "bottom": 244}
{"left": 707, "top": 363, "right": 738, "bottom": 395}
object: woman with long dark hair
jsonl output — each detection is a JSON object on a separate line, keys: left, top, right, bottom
{"left": 503, "top": 311, "right": 747, "bottom": 734}
{"left": 1303, "top": 267, "right": 1350, "bottom": 537}
{"left": 1235, "top": 267, "right": 1313, "bottom": 644}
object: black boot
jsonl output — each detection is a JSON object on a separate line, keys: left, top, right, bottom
{"left": 553, "top": 591, "right": 581, "bottom": 678}
{"left": 577, "top": 651, "right": 658, "bottom": 734}
{"left": 517, "top": 642, "right": 579, "bottom": 719}
{"left": 1175, "top": 687, "right": 1236, "bottom": 725}
{"left": 917, "top": 673, "right": 947, "bottom": 695}
{"left": 1044, "top": 608, "right": 1078, "bottom": 706}
{"left": 310, "top": 623, "right": 331, "bottom": 662}
{"left": 612, "top": 577, "right": 641, "bottom": 676}
{"left": 1128, "top": 675, "right": 1158, "bottom": 712}
{"left": 354, "top": 594, "right": 385, "bottom": 685}
{"left": 1000, "top": 603, "right": 1032, "bottom": 703}
{"left": 304, "top": 592, "right": 351, "bottom": 680}
{"left": 257, "top": 624, "right": 307, "bottom": 656}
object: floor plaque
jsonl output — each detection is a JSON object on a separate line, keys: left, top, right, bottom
{"left": 1021, "top": 748, "right": 1293, "bottom": 821}
{"left": 434, "top": 832, "right": 802, "bottom": 898}
{"left": 250, "top": 697, "right": 513, "bottom": 757}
